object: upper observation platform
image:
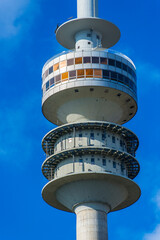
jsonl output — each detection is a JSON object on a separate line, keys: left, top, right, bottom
{"left": 42, "top": 49, "right": 137, "bottom": 125}
{"left": 56, "top": 0, "right": 120, "bottom": 50}
{"left": 56, "top": 18, "right": 120, "bottom": 50}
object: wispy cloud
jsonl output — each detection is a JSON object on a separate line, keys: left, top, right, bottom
{"left": 0, "top": 0, "right": 32, "bottom": 39}
{"left": 152, "top": 190, "right": 160, "bottom": 210}
{"left": 143, "top": 224, "right": 160, "bottom": 240}
{"left": 143, "top": 190, "right": 160, "bottom": 240}
{"left": 0, "top": 0, "right": 40, "bottom": 63}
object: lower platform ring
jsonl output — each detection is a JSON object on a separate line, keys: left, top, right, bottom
{"left": 42, "top": 172, "right": 141, "bottom": 213}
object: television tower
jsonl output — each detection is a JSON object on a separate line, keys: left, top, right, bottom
{"left": 41, "top": 0, "right": 141, "bottom": 239}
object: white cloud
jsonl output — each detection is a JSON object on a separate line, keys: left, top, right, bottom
{"left": 153, "top": 190, "right": 160, "bottom": 210}
{"left": 143, "top": 191, "right": 160, "bottom": 240}
{"left": 143, "top": 225, "right": 160, "bottom": 240}
{"left": 0, "top": 0, "right": 36, "bottom": 39}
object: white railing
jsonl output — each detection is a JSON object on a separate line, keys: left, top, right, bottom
{"left": 43, "top": 48, "right": 135, "bottom": 69}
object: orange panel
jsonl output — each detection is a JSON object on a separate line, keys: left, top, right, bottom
{"left": 86, "top": 69, "right": 93, "bottom": 78}
{"left": 54, "top": 63, "right": 59, "bottom": 71}
{"left": 62, "top": 72, "right": 68, "bottom": 81}
{"left": 60, "top": 60, "right": 67, "bottom": 68}
{"left": 75, "top": 57, "right": 82, "bottom": 64}
{"left": 77, "top": 69, "right": 84, "bottom": 78}
{"left": 94, "top": 69, "right": 102, "bottom": 78}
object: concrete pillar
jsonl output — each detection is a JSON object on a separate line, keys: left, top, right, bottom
{"left": 77, "top": 0, "right": 98, "bottom": 18}
{"left": 74, "top": 203, "right": 109, "bottom": 240}
{"left": 75, "top": 30, "right": 102, "bottom": 51}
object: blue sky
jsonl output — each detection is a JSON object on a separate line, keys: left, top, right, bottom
{"left": 0, "top": 0, "right": 160, "bottom": 239}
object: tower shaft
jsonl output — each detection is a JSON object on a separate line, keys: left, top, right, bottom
{"left": 77, "top": 0, "right": 98, "bottom": 18}
{"left": 75, "top": 203, "right": 109, "bottom": 240}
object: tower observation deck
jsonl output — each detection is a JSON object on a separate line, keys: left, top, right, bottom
{"left": 41, "top": 1, "right": 141, "bottom": 239}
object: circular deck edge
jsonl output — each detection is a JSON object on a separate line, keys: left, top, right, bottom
{"left": 56, "top": 18, "right": 121, "bottom": 49}
{"left": 42, "top": 172, "right": 141, "bottom": 213}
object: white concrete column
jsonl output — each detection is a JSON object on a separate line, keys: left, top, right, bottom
{"left": 75, "top": 30, "right": 102, "bottom": 51}
{"left": 77, "top": 0, "right": 98, "bottom": 18}
{"left": 74, "top": 203, "right": 109, "bottom": 240}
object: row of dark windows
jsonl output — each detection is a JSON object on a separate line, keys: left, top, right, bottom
{"left": 86, "top": 133, "right": 125, "bottom": 145}
{"left": 43, "top": 56, "right": 136, "bottom": 81}
{"left": 53, "top": 133, "right": 126, "bottom": 153}
{"left": 43, "top": 69, "right": 137, "bottom": 94}
{"left": 78, "top": 157, "right": 125, "bottom": 171}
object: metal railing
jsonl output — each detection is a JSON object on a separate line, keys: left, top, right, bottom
{"left": 43, "top": 48, "right": 136, "bottom": 69}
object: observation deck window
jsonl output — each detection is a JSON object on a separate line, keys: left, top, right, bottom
{"left": 92, "top": 57, "right": 99, "bottom": 64}
{"left": 86, "top": 69, "right": 93, "bottom": 78}
{"left": 77, "top": 69, "right": 84, "bottom": 78}
{"left": 118, "top": 73, "right": 124, "bottom": 82}
{"left": 124, "top": 76, "right": 129, "bottom": 85}
{"left": 94, "top": 69, "right": 102, "bottom": 78}
{"left": 69, "top": 70, "right": 76, "bottom": 79}
{"left": 61, "top": 141, "right": 63, "bottom": 150}
{"left": 113, "top": 161, "right": 116, "bottom": 168}
{"left": 102, "top": 133, "right": 106, "bottom": 141}
{"left": 62, "top": 72, "right": 68, "bottom": 81}
{"left": 55, "top": 74, "right": 61, "bottom": 83}
{"left": 50, "top": 77, "right": 54, "bottom": 86}
{"left": 122, "top": 63, "right": 128, "bottom": 71}
{"left": 128, "top": 67, "right": 132, "bottom": 75}
{"left": 91, "top": 158, "right": 95, "bottom": 165}
{"left": 60, "top": 60, "right": 67, "bottom": 68}
{"left": 100, "top": 57, "right": 107, "bottom": 65}
{"left": 129, "top": 80, "right": 134, "bottom": 88}
{"left": 111, "top": 71, "right": 117, "bottom": 80}
{"left": 108, "top": 59, "right": 115, "bottom": 66}
{"left": 83, "top": 57, "right": 91, "bottom": 64}
{"left": 112, "top": 136, "right": 115, "bottom": 143}
{"left": 89, "top": 133, "right": 94, "bottom": 146}
{"left": 121, "top": 164, "right": 125, "bottom": 172}
{"left": 103, "top": 70, "right": 109, "bottom": 79}
{"left": 46, "top": 81, "right": 49, "bottom": 90}
{"left": 75, "top": 57, "right": 82, "bottom": 64}
{"left": 54, "top": 63, "right": 59, "bottom": 71}
{"left": 90, "top": 133, "right": 94, "bottom": 140}
{"left": 67, "top": 58, "right": 74, "bottom": 66}
{"left": 116, "top": 61, "right": 122, "bottom": 68}
{"left": 102, "top": 159, "right": 106, "bottom": 166}
{"left": 49, "top": 66, "right": 53, "bottom": 74}
{"left": 45, "top": 69, "right": 49, "bottom": 78}
{"left": 79, "top": 133, "right": 82, "bottom": 140}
